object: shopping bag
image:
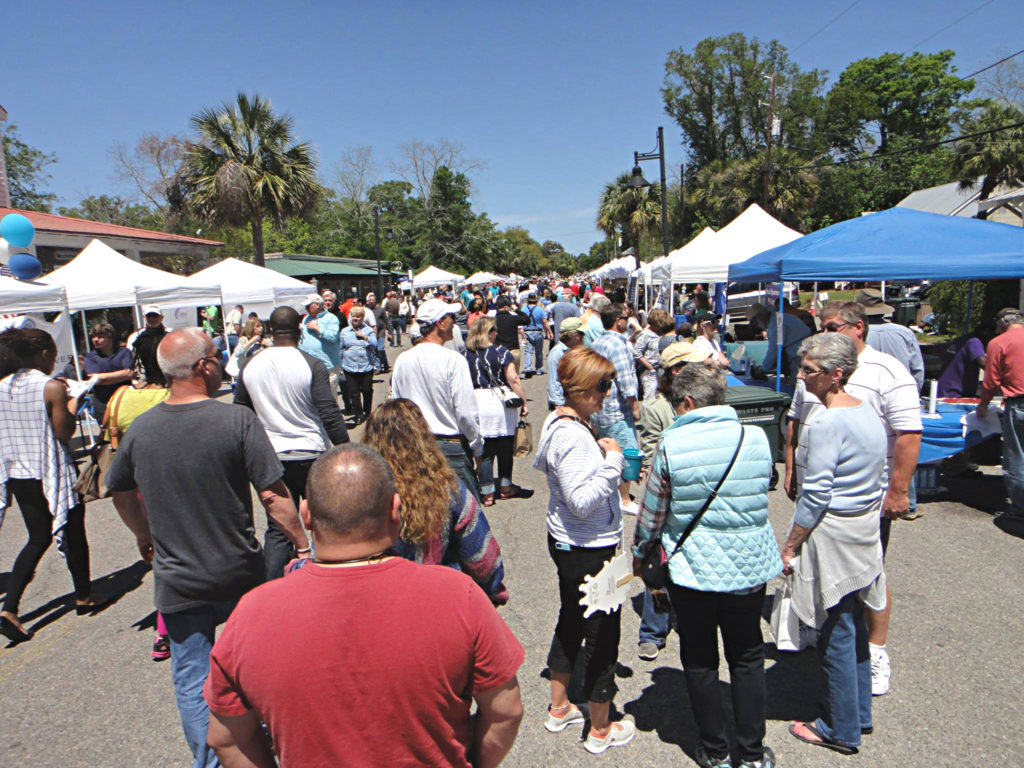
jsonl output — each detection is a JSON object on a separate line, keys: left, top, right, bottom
{"left": 72, "top": 443, "right": 116, "bottom": 503}
{"left": 513, "top": 420, "right": 532, "bottom": 457}
{"left": 768, "top": 574, "right": 803, "bottom": 652}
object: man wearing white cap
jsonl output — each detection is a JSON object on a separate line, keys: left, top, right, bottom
{"left": 392, "top": 298, "right": 483, "bottom": 498}
{"left": 299, "top": 293, "right": 341, "bottom": 372}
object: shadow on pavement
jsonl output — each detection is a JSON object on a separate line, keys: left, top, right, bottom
{"left": 763, "top": 644, "right": 823, "bottom": 723}
{"left": 622, "top": 666, "right": 695, "bottom": 753}
{"left": 12, "top": 560, "right": 151, "bottom": 639}
{"left": 994, "top": 515, "right": 1024, "bottom": 539}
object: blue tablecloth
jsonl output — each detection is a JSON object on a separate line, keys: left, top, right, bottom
{"left": 919, "top": 402, "right": 999, "bottom": 465}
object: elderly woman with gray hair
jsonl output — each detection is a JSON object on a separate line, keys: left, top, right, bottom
{"left": 783, "top": 332, "right": 888, "bottom": 757}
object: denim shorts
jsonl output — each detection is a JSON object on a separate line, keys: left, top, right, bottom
{"left": 596, "top": 416, "right": 638, "bottom": 453}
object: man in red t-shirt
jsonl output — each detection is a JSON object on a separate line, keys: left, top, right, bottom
{"left": 204, "top": 444, "right": 525, "bottom": 767}
{"left": 978, "top": 307, "right": 1024, "bottom": 527}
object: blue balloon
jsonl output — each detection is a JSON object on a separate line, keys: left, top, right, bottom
{"left": 8, "top": 252, "right": 42, "bottom": 280}
{"left": 0, "top": 213, "right": 36, "bottom": 248}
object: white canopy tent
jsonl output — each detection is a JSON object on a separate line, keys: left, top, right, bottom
{"left": 187, "top": 257, "right": 314, "bottom": 318}
{"left": 464, "top": 271, "right": 501, "bottom": 286}
{"left": 414, "top": 265, "right": 465, "bottom": 288}
{"left": 669, "top": 204, "right": 802, "bottom": 284}
{"left": 590, "top": 255, "right": 636, "bottom": 280}
{"left": 636, "top": 227, "right": 718, "bottom": 283}
{"left": 42, "top": 239, "right": 222, "bottom": 312}
{"left": 0, "top": 277, "right": 68, "bottom": 314}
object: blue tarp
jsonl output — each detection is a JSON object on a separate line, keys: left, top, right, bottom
{"left": 728, "top": 208, "right": 1024, "bottom": 283}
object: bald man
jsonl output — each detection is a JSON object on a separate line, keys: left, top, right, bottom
{"left": 205, "top": 444, "right": 525, "bottom": 768}
{"left": 108, "top": 328, "right": 309, "bottom": 768}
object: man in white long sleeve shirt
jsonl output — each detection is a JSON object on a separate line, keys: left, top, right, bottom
{"left": 391, "top": 298, "right": 484, "bottom": 500}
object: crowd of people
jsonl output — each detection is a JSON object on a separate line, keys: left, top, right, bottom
{"left": 0, "top": 273, "right": 1022, "bottom": 768}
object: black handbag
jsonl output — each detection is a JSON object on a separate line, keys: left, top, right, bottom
{"left": 640, "top": 426, "right": 746, "bottom": 591}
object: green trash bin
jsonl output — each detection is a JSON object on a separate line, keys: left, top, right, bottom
{"left": 725, "top": 385, "right": 792, "bottom": 463}
{"left": 892, "top": 297, "right": 920, "bottom": 327}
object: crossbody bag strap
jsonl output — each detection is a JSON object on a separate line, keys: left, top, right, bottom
{"left": 106, "top": 384, "right": 130, "bottom": 450}
{"left": 666, "top": 425, "right": 746, "bottom": 560}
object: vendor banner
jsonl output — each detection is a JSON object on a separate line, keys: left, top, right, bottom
{"left": 0, "top": 311, "right": 75, "bottom": 370}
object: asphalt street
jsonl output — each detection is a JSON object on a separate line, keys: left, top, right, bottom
{"left": 1, "top": 335, "right": 1022, "bottom": 767}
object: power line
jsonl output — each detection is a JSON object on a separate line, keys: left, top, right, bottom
{"left": 900, "top": 0, "right": 996, "bottom": 55}
{"left": 959, "top": 47, "right": 1024, "bottom": 81}
{"left": 796, "top": 119, "right": 1024, "bottom": 171}
{"left": 791, "top": 0, "right": 862, "bottom": 53}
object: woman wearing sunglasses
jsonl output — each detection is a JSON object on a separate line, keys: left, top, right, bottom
{"left": 533, "top": 345, "right": 635, "bottom": 754}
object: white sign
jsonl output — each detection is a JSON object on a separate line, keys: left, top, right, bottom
{"left": 0, "top": 312, "right": 75, "bottom": 369}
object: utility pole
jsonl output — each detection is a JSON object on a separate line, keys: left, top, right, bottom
{"left": 0, "top": 104, "right": 10, "bottom": 209}
{"left": 762, "top": 73, "right": 777, "bottom": 210}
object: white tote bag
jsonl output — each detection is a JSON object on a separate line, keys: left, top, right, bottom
{"left": 768, "top": 571, "right": 803, "bottom": 652}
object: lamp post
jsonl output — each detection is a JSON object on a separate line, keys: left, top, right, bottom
{"left": 627, "top": 125, "right": 670, "bottom": 269}
{"left": 372, "top": 205, "right": 384, "bottom": 297}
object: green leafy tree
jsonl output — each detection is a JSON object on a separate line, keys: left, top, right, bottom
{"left": 951, "top": 102, "right": 1024, "bottom": 218}
{"left": 418, "top": 166, "right": 498, "bottom": 272}
{"left": 178, "top": 92, "right": 321, "bottom": 266}
{"left": 827, "top": 51, "right": 974, "bottom": 155}
{"left": 662, "top": 33, "right": 827, "bottom": 171}
{"left": 58, "top": 195, "right": 165, "bottom": 230}
{"left": 2, "top": 124, "right": 57, "bottom": 211}
{"left": 500, "top": 226, "right": 544, "bottom": 275}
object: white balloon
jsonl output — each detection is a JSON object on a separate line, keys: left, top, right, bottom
{"left": 0, "top": 238, "right": 10, "bottom": 266}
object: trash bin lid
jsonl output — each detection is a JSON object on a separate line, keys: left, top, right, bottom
{"left": 725, "top": 384, "right": 793, "bottom": 408}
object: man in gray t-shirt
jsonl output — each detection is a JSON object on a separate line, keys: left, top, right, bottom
{"left": 108, "top": 328, "right": 310, "bottom": 768}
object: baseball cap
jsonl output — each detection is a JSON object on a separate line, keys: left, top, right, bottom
{"left": 416, "top": 298, "right": 460, "bottom": 325}
{"left": 304, "top": 293, "right": 323, "bottom": 307}
{"left": 660, "top": 341, "right": 712, "bottom": 368}
{"left": 855, "top": 288, "right": 894, "bottom": 316}
{"left": 559, "top": 317, "right": 584, "bottom": 334}
{"left": 142, "top": 304, "right": 162, "bottom": 316}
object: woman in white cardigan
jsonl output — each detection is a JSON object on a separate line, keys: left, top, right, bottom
{"left": 534, "top": 345, "right": 635, "bottom": 755}
{"left": 782, "top": 333, "right": 888, "bottom": 756}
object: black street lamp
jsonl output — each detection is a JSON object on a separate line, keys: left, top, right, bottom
{"left": 629, "top": 126, "right": 670, "bottom": 266}
{"left": 372, "top": 205, "right": 384, "bottom": 297}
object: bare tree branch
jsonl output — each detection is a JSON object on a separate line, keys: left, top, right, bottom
{"left": 389, "top": 138, "right": 485, "bottom": 201}
{"left": 111, "top": 133, "right": 187, "bottom": 213}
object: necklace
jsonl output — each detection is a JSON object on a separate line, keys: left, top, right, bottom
{"left": 313, "top": 548, "right": 397, "bottom": 567}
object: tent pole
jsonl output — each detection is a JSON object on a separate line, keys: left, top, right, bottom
{"left": 776, "top": 280, "right": 784, "bottom": 393}
{"left": 68, "top": 315, "right": 95, "bottom": 449}
{"left": 79, "top": 310, "right": 90, "bottom": 351}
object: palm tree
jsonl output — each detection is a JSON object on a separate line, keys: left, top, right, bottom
{"left": 596, "top": 173, "right": 662, "bottom": 266}
{"left": 179, "top": 93, "right": 320, "bottom": 266}
{"left": 952, "top": 103, "right": 1024, "bottom": 220}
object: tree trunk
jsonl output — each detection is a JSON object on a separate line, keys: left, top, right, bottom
{"left": 251, "top": 216, "right": 265, "bottom": 267}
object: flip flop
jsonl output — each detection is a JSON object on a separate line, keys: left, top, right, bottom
{"left": 789, "top": 721, "right": 858, "bottom": 755}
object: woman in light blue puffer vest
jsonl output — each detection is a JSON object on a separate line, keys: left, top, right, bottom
{"left": 632, "top": 364, "right": 782, "bottom": 768}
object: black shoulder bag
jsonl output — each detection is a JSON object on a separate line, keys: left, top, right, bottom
{"left": 640, "top": 426, "right": 746, "bottom": 590}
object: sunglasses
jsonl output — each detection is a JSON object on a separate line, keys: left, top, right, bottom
{"left": 596, "top": 376, "right": 616, "bottom": 393}
{"left": 822, "top": 321, "right": 851, "bottom": 333}
{"left": 800, "top": 364, "right": 825, "bottom": 376}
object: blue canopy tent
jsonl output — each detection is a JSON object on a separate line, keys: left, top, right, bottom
{"left": 728, "top": 208, "right": 1024, "bottom": 389}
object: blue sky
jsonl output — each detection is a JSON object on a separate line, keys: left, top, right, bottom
{"left": 4, "top": 0, "right": 1020, "bottom": 254}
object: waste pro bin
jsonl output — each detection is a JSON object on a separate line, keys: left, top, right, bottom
{"left": 724, "top": 385, "right": 792, "bottom": 463}
{"left": 892, "top": 297, "right": 921, "bottom": 327}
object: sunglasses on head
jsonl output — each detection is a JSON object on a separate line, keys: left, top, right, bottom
{"left": 596, "top": 376, "right": 616, "bottom": 393}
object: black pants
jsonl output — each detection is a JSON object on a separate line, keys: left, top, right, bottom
{"left": 3, "top": 479, "right": 91, "bottom": 614}
{"left": 375, "top": 341, "right": 389, "bottom": 371}
{"left": 343, "top": 369, "right": 375, "bottom": 421}
{"left": 546, "top": 535, "right": 620, "bottom": 703}
{"left": 480, "top": 435, "right": 514, "bottom": 492}
{"left": 263, "top": 460, "right": 313, "bottom": 580}
{"left": 667, "top": 583, "right": 768, "bottom": 763}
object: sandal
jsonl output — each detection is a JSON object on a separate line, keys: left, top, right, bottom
{"left": 482, "top": 493, "right": 495, "bottom": 507}
{"left": 789, "top": 721, "right": 858, "bottom": 755}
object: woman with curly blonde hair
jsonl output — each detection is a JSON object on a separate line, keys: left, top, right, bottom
{"left": 362, "top": 398, "right": 509, "bottom": 605}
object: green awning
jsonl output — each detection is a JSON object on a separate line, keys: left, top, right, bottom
{"left": 266, "top": 258, "right": 381, "bottom": 278}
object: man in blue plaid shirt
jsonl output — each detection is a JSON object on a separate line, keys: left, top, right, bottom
{"left": 592, "top": 302, "right": 641, "bottom": 515}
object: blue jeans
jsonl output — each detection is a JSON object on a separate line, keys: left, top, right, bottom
{"left": 638, "top": 589, "right": 674, "bottom": 645}
{"left": 163, "top": 601, "right": 239, "bottom": 768}
{"left": 438, "top": 438, "right": 482, "bottom": 502}
{"left": 815, "top": 591, "right": 872, "bottom": 748}
{"left": 1000, "top": 400, "right": 1024, "bottom": 518}
{"left": 523, "top": 330, "right": 545, "bottom": 373}
{"left": 388, "top": 317, "right": 403, "bottom": 346}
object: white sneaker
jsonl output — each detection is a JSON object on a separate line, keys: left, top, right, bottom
{"left": 583, "top": 719, "right": 635, "bottom": 754}
{"left": 870, "top": 646, "right": 891, "bottom": 696}
{"left": 544, "top": 704, "right": 585, "bottom": 733}
{"left": 620, "top": 500, "right": 639, "bottom": 516}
